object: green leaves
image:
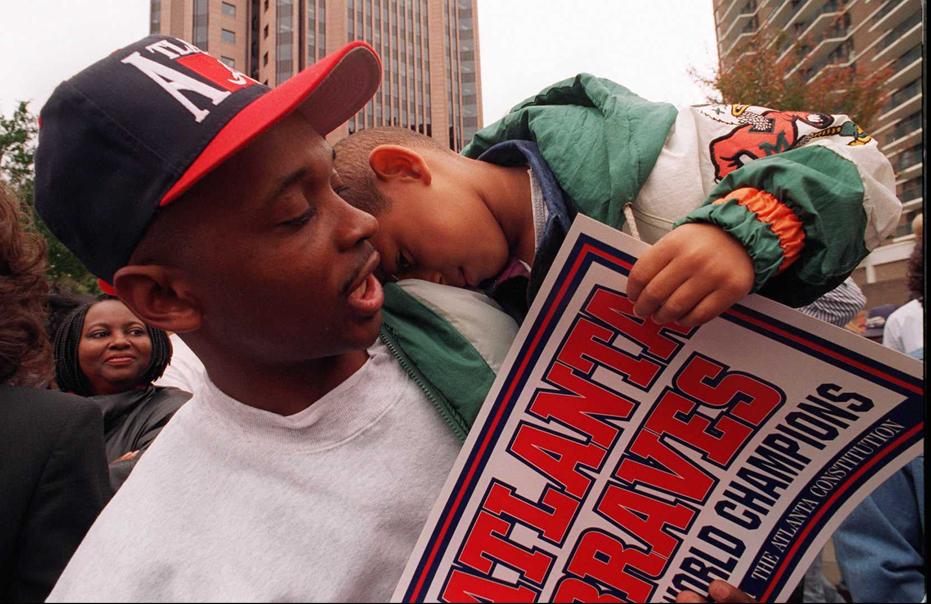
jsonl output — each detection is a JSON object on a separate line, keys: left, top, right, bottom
{"left": 1, "top": 101, "right": 99, "bottom": 294}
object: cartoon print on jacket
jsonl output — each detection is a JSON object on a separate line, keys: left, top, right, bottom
{"left": 708, "top": 104, "right": 834, "bottom": 181}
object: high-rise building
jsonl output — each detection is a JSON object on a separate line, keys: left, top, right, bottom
{"left": 150, "top": 0, "right": 483, "bottom": 149}
{"left": 712, "top": 0, "right": 923, "bottom": 305}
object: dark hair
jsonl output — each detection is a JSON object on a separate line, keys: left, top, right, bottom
{"left": 46, "top": 285, "right": 96, "bottom": 346}
{"left": 53, "top": 297, "right": 173, "bottom": 395}
{"left": 333, "top": 127, "right": 451, "bottom": 215}
{"left": 0, "top": 183, "right": 52, "bottom": 387}
{"left": 907, "top": 241, "right": 923, "bottom": 307}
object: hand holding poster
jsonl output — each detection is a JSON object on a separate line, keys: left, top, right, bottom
{"left": 393, "top": 216, "right": 923, "bottom": 603}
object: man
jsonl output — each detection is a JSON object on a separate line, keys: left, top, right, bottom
{"left": 36, "top": 36, "right": 750, "bottom": 602}
{"left": 37, "top": 35, "right": 463, "bottom": 602}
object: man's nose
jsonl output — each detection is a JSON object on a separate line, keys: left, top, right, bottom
{"left": 335, "top": 198, "right": 378, "bottom": 250}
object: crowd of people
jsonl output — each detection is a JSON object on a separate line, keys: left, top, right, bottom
{"left": 0, "top": 34, "right": 923, "bottom": 603}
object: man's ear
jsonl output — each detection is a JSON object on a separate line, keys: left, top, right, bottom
{"left": 369, "top": 145, "right": 432, "bottom": 185}
{"left": 112, "top": 265, "right": 202, "bottom": 334}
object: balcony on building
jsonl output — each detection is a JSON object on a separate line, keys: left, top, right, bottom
{"left": 872, "top": 10, "right": 922, "bottom": 63}
{"left": 763, "top": 0, "right": 795, "bottom": 30}
{"left": 891, "top": 143, "right": 923, "bottom": 182}
{"left": 792, "top": 0, "right": 836, "bottom": 29}
{"left": 786, "top": 14, "right": 852, "bottom": 79}
{"left": 868, "top": 0, "right": 912, "bottom": 33}
{"left": 718, "top": 0, "right": 753, "bottom": 29}
{"left": 897, "top": 176, "right": 923, "bottom": 210}
{"left": 780, "top": 2, "right": 850, "bottom": 66}
{"left": 884, "top": 43, "right": 922, "bottom": 91}
{"left": 877, "top": 77, "right": 922, "bottom": 125}
{"left": 721, "top": 2, "right": 761, "bottom": 55}
{"left": 881, "top": 110, "right": 923, "bottom": 156}
{"left": 891, "top": 174, "right": 923, "bottom": 241}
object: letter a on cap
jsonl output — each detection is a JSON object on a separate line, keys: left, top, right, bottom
{"left": 121, "top": 51, "right": 232, "bottom": 122}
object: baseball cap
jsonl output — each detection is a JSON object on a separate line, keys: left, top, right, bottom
{"left": 35, "top": 35, "right": 381, "bottom": 283}
{"left": 863, "top": 303, "right": 897, "bottom": 338}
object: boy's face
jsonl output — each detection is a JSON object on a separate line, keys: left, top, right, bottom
{"left": 165, "top": 113, "right": 384, "bottom": 363}
{"left": 370, "top": 162, "right": 510, "bottom": 287}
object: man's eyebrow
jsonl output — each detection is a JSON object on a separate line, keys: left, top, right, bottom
{"left": 262, "top": 168, "right": 308, "bottom": 207}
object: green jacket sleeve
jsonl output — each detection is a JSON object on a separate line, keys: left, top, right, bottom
{"left": 678, "top": 144, "right": 869, "bottom": 307}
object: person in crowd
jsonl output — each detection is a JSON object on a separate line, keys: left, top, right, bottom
{"left": 845, "top": 308, "right": 868, "bottom": 335}
{"left": 862, "top": 303, "right": 897, "bottom": 343}
{"left": 832, "top": 218, "right": 925, "bottom": 603}
{"left": 798, "top": 277, "right": 867, "bottom": 329}
{"left": 0, "top": 184, "right": 111, "bottom": 602}
{"left": 53, "top": 297, "right": 191, "bottom": 491}
{"left": 883, "top": 214, "right": 923, "bottom": 358}
{"left": 45, "top": 285, "right": 94, "bottom": 351}
{"left": 36, "top": 36, "right": 753, "bottom": 603}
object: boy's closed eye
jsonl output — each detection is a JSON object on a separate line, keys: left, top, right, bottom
{"left": 396, "top": 250, "right": 414, "bottom": 275}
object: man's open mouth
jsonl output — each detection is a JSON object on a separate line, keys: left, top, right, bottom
{"left": 345, "top": 250, "right": 384, "bottom": 316}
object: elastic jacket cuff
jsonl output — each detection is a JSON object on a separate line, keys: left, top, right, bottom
{"left": 676, "top": 190, "right": 802, "bottom": 292}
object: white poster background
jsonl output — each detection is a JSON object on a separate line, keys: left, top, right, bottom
{"left": 394, "top": 216, "right": 923, "bottom": 603}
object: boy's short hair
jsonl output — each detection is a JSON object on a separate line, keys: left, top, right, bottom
{"left": 334, "top": 127, "right": 450, "bottom": 215}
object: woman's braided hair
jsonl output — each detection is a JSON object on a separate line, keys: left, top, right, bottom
{"left": 53, "top": 297, "right": 173, "bottom": 396}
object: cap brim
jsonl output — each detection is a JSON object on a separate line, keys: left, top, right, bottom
{"left": 160, "top": 41, "right": 380, "bottom": 206}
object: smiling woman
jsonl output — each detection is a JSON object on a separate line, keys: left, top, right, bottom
{"left": 53, "top": 298, "right": 191, "bottom": 491}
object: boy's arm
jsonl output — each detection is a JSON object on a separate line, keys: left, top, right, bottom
{"left": 675, "top": 125, "right": 901, "bottom": 308}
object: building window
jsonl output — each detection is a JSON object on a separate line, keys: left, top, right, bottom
{"left": 150, "top": 0, "right": 161, "bottom": 33}
{"left": 307, "top": 0, "right": 315, "bottom": 61}
{"left": 222, "top": 1, "right": 236, "bottom": 17}
{"left": 220, "top": 56, "right": 236, "bottom": 68}
{"left": 193, "top": 0, "right": 209, "bottom": 49}
{"left": 347, "top": 0, "right": 354, "bottom": 39}
{"left": 317, "top": 1, "right": 326, "bottom": 59}
{"left": 221, "top": 28, "right": 236, "bottom": 44}
{"left": 264, "top": 0, "right": 269, "bottom": 10}
{"left": 264, "top": 23, "right": 269, "bottom": 38}
{"left": 263, "top": 51, "right": 269, "bottom": 65}
{"left": 277, "top": 0, "right": 294, "bottom": 83}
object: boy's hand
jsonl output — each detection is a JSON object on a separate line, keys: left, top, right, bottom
{"left": 675, "top": 580, "right": 757, "bottom": 602}
{"left": 627, "top": 223, "right": 754, "bottom": 326}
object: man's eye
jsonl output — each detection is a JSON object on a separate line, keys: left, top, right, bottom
{"left": 282, "top": 209, "right": 314, "bottom": 227}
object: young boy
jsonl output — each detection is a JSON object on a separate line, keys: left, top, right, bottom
{"left": 334, "top": 74, "right": 901, "bottom": 326}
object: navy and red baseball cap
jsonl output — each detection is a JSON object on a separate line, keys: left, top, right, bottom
{"left": 35, "top": 35, "right": 381, "bottom": 283}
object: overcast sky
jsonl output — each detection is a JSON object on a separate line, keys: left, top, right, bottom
{"left": 0, "top": 0, "right": 719, "bottom": 124}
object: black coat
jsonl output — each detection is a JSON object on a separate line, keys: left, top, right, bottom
{"left": 89, "top": 385, "right": 190, "bottom": 492}
{"left": 0, "top": 385, "right": 112, "bottom": 603}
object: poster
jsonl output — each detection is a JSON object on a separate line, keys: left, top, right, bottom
{"left": 393, "top": 215, "right": 924, "bottom": 603}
